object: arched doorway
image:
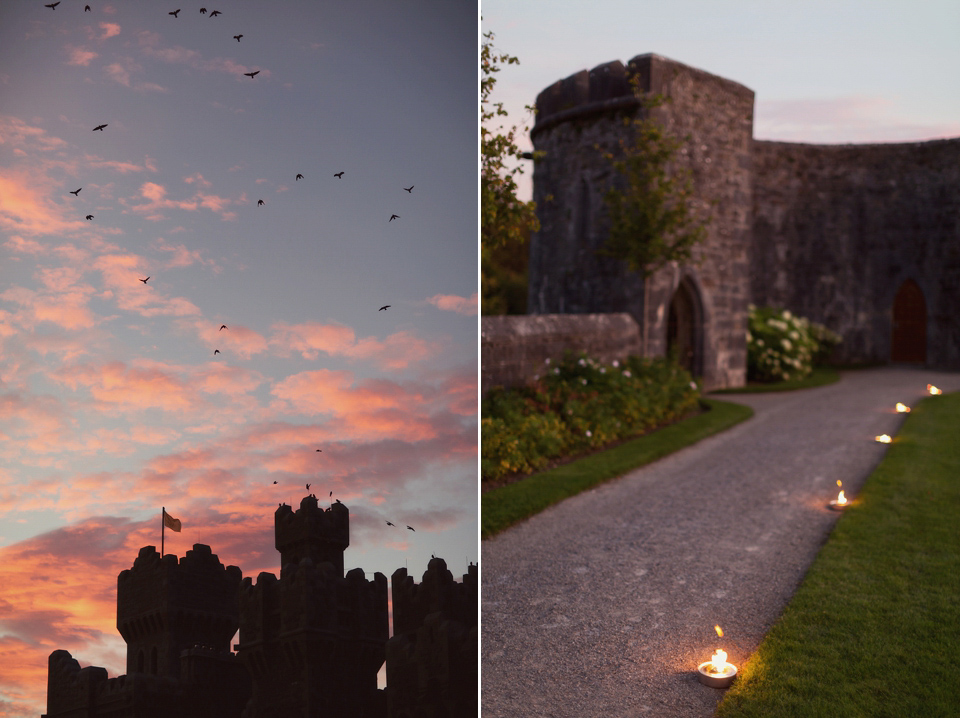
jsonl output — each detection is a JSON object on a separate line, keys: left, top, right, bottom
{"left": 666, "top": 278, "right": 702, "bottom": 376}
{"left": 891, "top": 279, "right": 926, "bottom": 363}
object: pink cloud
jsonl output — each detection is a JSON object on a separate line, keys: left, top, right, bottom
{"left": 427, "top": 292, "right": 478, "bottom": 315}
{"left": 67, "top": 47, "right": 98, "bottom": 66}
{"left": 152, "top": 237, "right": 220, "bottom": 271}
{"left": 124, "top": 181, "right": 237, "bottom": 221}
{"left": 99, "top": 22, "right": 121, "bottom": 40}
{"left": 269, "top": 322, "right": 439, "bottom": 369}
{"left": 0, "top": 169, "right": 84, "bottom": 237}
{"left": 83, "top": 153, "right": 158, "bottom": 174}
{"left": 0, "top": 115, "right": 67, "bottom": 152}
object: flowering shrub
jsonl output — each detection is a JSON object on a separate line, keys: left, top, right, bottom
{"left": 482, "top": 353, "right": 699, "bottom": 482}
{"left": 747, "top": 305, "right": 841, "bottom": 382}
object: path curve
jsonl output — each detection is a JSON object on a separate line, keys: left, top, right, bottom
{"left": 481, "top": 367, "right": 960, "bottom": 717}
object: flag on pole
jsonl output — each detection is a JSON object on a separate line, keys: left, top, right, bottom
{"left": 163, "top": 509, "right": 182, "bottom": 532}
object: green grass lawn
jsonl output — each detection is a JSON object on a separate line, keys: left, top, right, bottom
{"left": 710, "top": 365, "right": 840, "bottom": 394}
{"left": 481, "top": 398, "right": 753, "bottom": 539}
{"left": 717, "top": 392, "right": 960, "bottom": 717}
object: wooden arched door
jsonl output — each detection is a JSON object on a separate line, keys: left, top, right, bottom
{"left": 891, "top": 279, "right": 926, "bottom": 363}
{"left": 667, "top": 279, "right": 701, "bottom": 376}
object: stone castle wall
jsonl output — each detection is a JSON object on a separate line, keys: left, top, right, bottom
{"left": 519, "top": 52, "right": 960, "bottom": 381}
{"left": 751, "top": 138, "right": 960, "bottom": 368}
{"left": 527, "top": 54, "right": 754, "bottom": 389}
{"left": 481, "top": 313, "right": 641, "bottom": 393}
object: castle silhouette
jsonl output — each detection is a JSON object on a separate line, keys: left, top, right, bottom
{"left": 42, "top": 496, "right": 476, "bottom": 718}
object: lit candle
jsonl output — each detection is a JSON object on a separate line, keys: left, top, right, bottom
{"left": 895, "top": 403, "right": 910, "bottom": 413}
{"left": 875, "top": 434, "right": 891, "bottom": 444}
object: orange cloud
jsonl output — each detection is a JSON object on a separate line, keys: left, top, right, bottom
{"left": 427, "top": 292, "right": 478, "bottom": 315}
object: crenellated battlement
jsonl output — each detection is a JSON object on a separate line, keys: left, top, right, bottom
{"left": 275, "top": 496, "right": 349, "bottom": 575}
{"left": 391, "top": 558, "right": 477, "bottom": 636}
{"left": 45, "top": 499, "right": 471, "bottom": 718}
{"left": 386, "top": 559, "right": 478, "bottom": 718}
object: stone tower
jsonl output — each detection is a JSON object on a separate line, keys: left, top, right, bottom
{"left": 528, "top": 53, "right": 755, "bottom": 389}
{"left": 117, "top": 543, "right": 243, "bottom": 679}
{"left": 237, "top": 496, "right": 389, "bottom": 717}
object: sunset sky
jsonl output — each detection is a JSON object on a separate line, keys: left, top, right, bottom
{"left": 483, "top": 0, "right": 960, "bottom": 201}
{"left": 0, "top": 2, "right": 477, "bottom": 714}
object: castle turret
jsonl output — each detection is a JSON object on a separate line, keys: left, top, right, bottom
{"left": 117, "top": 543, "right": 242, "bottom": 680}
{"left": 275, "top": 495, "right": 349, "bottom": 574}
{"left": 238, "top": 499, "right": 388, "bottom": 717}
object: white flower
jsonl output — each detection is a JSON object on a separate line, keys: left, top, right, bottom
{"left": 757, "top": 339, "right": 764, "bottom": 347}
{"left": 585, "top": 430, "right": 592, "bottom": 437}
{"left": 789, "top": 330, "right": 799, "bottom": 340}
{"left": 690, "top": 381, "right": 697, "bottom": 390}
{"left": 600, "top": 368, "right": 606, "bottom": 374}
{"left": 545, "top": 357, "right": 551, "bottom": 365}
{"left": 781, "top": 338, "right": 792, "bottom": 350}
{"left": 612, "top": 360, "right": 619, "bottom": 367}
{"left": 623, "top": 370, "right": 632, "bottom": 378}
{"left": 578, "top": 358, "right": 586, "bottom": 367}
{"left": 581, "top": 378, "right": 587, "bottom": 385}
{"left": 783, "top": 310, "right": 792, "bottom": 319}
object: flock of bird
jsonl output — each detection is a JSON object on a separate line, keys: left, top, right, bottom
{"left": 48, "top": 3, "right": 422, "bottom": 535}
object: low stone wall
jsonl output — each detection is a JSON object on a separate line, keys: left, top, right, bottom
{"left": 481, "top": 313, "right": 641, "bottom": 394}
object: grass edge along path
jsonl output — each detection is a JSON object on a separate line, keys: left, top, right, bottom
{"left": 709, "top": 365, "right": 840, "bottom": 394}
{"left": 481, "top": 398, "right": 753, "bottom": 539}
{"left": 717, "top": 392, "right": 960, "bottom": 718}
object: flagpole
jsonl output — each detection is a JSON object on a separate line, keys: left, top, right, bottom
{"left": 161, "top": 506, "right": 165, "bottom": 557}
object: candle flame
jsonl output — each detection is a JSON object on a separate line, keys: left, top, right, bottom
{"left": 875, "top": 434, "right": 892, "bottom": 443}
{"left": 714, "top": 625, "right": 723, "bottom": 638}
{"left": 837, "top": 490, "right": 847, "bottom": 505}
{"left": 927, "top": 384, "right": 942, "bottom": 395}
{"left": 710, "top": 648, "right": 729, "bottom": 673}
{"left": 896, "top": 403, "right": 910, "bottom": 413}
{"left": 837, "top": 480, "right": 842, "bottom": 487}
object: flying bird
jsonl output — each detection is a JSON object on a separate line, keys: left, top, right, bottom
{"left": 329, "top": 491, "right": 332, "bottom": 497}
{"left": 296, "top": 174, "right": 303, "bottom": 181}
{"left": 379, "top": 305, "right": 390, "bottom": 311}
{"left": 406, "top": 526, "right": 415, "bottom": 532}
{"left": 209, "top": 9, "right": 221, "bottom": 16}
{"left": 386, "top": 521, "right": 395, "bottom": 527}
{"left": 214, "top": 349, "right": 220, "bottom": 355}
{"left": 169, "top": 9, "right": 180, "bottom": 18}
{"left": 85, "top": 5, "right": 91, "bottom": 11}
{"left": 139, "top": 277, "right": 150, "bottom": 284}
{"left": 219, "top": 324, "right": 227, "bottom": 331}
{"left": 257, "top": 199, "right": 264, "bottom": 206}
{"left": 92, "top": 124, "right": 107, "bottom": 131}
{"left": 244, "top": 70, "right": 260, "bottom": 78}
{"left": 315, "top": 449, "right": 322, "bottom": 452}
{"left": 70, "top": 188, "right": 82, "bottom": 196}
{"left": 306, "top": 483, "right": 311, "bottom": 490}
{"left": 272, "top": 480, "right": 278, "bottom": 484}
{"left": 334, "top": 171, "right": 344, "bottom": 178}
{"left": 403, "top": 185, "right": 414, "bottom": 193}
{"left": 199, "top": 7, "right": 206, "bottom": 13}
{"left": 45, "top": 2, "right": 59, "bottom": 8}
{"left": 389, "top": 214, "right": 399, "bottom": 221}
{"left": 85, "top": 215, "right": 94, "bottom": 220}
{"left": 234, "top": 34, "right": 243, "bottom": 42}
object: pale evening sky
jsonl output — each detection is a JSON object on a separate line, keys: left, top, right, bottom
{"left": 0, "top": 2, "right": 477, "bottom": 714}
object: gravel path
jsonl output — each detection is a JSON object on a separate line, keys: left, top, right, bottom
{"left": 481, "top": 367, "right": 960, "bottom": 718}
